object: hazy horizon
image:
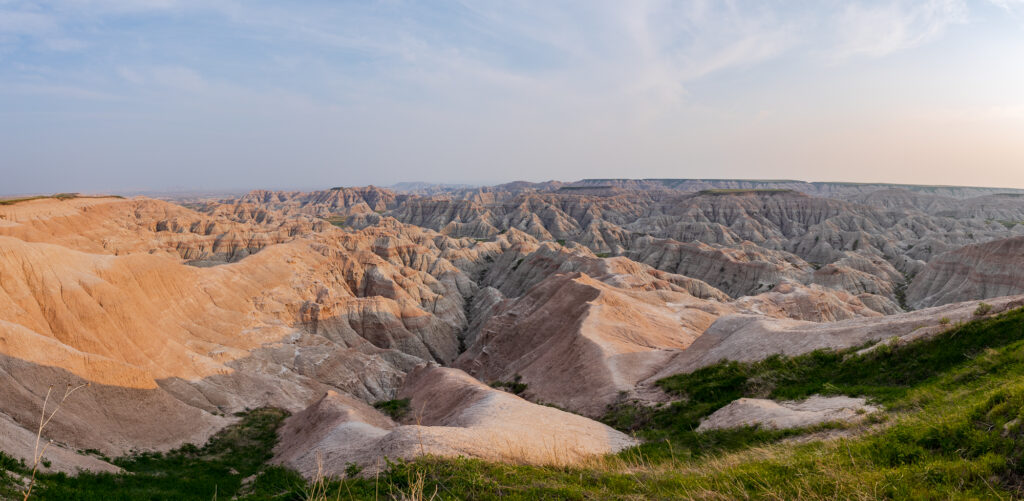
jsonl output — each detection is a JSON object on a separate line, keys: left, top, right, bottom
{"left": 3, "top": 1, "right": 1024, "bottom": 193}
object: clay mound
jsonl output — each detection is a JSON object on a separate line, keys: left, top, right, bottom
{"left": 696, "top": 396, "right": 878, "bottom": 431}
{"left": 274, "top": 365, "right": 636, "bottom": 478}
{"left": 457, "top": 272, "right": 732, "bottom": 416}
{"left": 907, "top": 236, "right": 1024, "bottom": 308}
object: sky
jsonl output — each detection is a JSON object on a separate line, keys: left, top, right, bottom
{"left": 2, "top": 0, "right": 1024, "bottom": 194}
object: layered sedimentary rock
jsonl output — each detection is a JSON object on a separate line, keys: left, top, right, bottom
{"left": 628, "top": 238, "right": 813, "bottom": 298}
{"left": 907, "top": 236, "right": 1024, "bottom": 309}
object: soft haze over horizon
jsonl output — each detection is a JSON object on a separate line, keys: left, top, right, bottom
{"left": 2, "top": 0, "right": 1024, "bottom": 194}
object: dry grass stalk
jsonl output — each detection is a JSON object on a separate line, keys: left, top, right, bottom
{"left": 303, "top": 451, "right": 342, "bottom": 501}
{"left": 22, "top": 382, "right": 89, "bottom": 501}
{"left": 393, "top": 469, "right": 437, "bottom": 501}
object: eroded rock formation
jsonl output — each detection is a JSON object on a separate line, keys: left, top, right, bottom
{"left": 1, "top": 180, "right": 1023, "bottom": 477}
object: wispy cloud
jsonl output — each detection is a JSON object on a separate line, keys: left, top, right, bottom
{"left": 832, "top": 0, "right": 967, "bottom": 59}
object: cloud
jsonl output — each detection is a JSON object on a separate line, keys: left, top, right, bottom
{"left": 832, "top": 0, "right": 967, "bottom": 59}
{"left": 118, "top": 65, "right": 203, "bottom": 87}
{"left": 3, "top": 0, "right": 1023, "bottom": 193}
{"left": 0, "top": 10, "right": 55, "bottom": 35}
{"left": 988, "top": 0, "right": 1024, "bottom": 12}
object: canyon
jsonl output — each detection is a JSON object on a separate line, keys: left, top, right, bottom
{"left": 2, "top": 179, "right": 1024, "bottom": 481}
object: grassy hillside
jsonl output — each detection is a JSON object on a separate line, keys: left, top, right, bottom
{"left": 3, "top": 306, "right": 1024, "bottom": 499}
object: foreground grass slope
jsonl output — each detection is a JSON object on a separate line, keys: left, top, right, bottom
{"left": 1, "top": 409, "right": 287, "bottom": 500}
{"left": 3, "top": 306, "right": 1024, "bottom": 499}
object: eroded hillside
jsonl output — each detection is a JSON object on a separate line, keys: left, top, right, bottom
{"left": 2, "top": 180, "right": 1024, "bottom": 490}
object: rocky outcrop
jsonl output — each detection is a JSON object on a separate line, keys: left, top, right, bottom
{"left": 696, "top": 396, "right": 878, "bottom": 431}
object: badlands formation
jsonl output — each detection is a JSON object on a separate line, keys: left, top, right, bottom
{"left": 2, "top": 180, "right": 1024, "bottom": 478}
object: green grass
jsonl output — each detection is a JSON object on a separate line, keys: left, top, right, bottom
{"left": 373, "top": 398, "right": 411, "bottom": 420}
{"left": 13, "top": 408, "right": 288, "bottom": 500}
{"left": 7, "top": 308, "right": 1024, "bottom": 499}
{"left": 323, "top": 215, "right": 347, "bottom": 228}
{"left": 490, "top": 374, "right": 528, "bottom": 395}
{"left": 0, "top": 451, "right": 29, "bottom": 499}
{"left": 988, "top": 219, "right": 1024, "bottom": 229}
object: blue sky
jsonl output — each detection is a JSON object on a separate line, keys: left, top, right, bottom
{"left": 2, "top": 0, "right": 1024, "bottom": 193}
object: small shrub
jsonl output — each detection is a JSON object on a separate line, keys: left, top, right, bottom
{"left": 373, "top": 398, "right": 411, "bottom": 420}
{"left": 974, "top": 302, "right": 993, "bottom": 316}
{"left": 490, "top": 374, "right": 528, "bottom": 395}
{"left": 939, "top": 317, "right": 951, "bottom": 325}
